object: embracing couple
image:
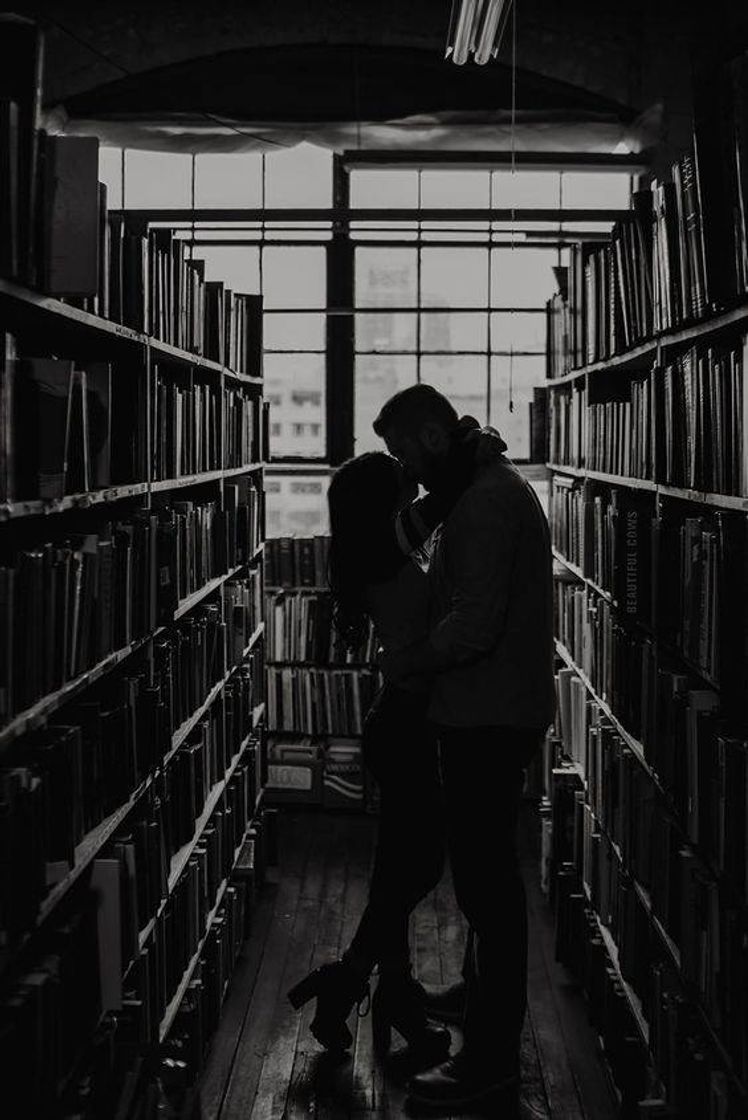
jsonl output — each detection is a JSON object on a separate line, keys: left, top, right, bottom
{"left": 288, "top": 384, "right": 555, "bottom": 1111}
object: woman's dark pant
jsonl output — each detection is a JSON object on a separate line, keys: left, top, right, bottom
{"left": 346, "top": 684, "right": 445, "bottom": 973}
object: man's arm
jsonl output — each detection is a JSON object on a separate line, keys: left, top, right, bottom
{"left": 383, "top": 487, "right": 518, "bottom": 681}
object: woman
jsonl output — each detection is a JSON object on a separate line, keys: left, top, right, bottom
{"left": 288, "top": 422, "right": 505, "bottom": 1062}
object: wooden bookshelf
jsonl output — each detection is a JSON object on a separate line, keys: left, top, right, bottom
{"left": 0, "top": 481, "right": 151, "bottom": 521}
{"left": 548, "top": 463, "right": 748, "bottom": 511}
{"left": 0, "top": 276, "right": 259, "bottom": 385}
{"left": 551, "top": 548, "right": 613, "bottom": 603}
{"left": 545, "top": 298, "right": 748, "bottom": 386}
{"left": 2, "top": 226, "right": 267, "bottom": 1120}
{"left": 157, "top": 815, "right": 250, "bottom": 1048}
{"left": 0, "top": 629, "right": 163, "bottom": 752}
{"left": 555, "top": 638, "right": 746, "bottom": 918}
{"left": 554, "top": 641, "right": 748, "bottom": 1103}
{"left": 174, "top": 564, "right": 244, "bottom": 620}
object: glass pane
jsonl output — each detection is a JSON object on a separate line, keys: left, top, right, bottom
{"left": 560, "top": 220, "right": 615, "bottom": 234}
{"left": 419, "top": 170, "right": 490, "bottom": 208}
{"left": 265, "top": 471, "right": 331, "bottom": 538}
{"left": 264, "top": 142, "right": 332, "bottom": 208}
{"left": 560, "top": 171, "right": 631, "bottom": 209}
{"left": 356, "top": 249, "right": 418, "bottom": 308}
{"left": 356, "top": 312, "right": 417, "bottom": 352}
{"left": 194, "top": 152, "right": 263, "bottom": 207}
{"left": 490, "top": 248, "right": 559, "bottom": 308}
{"left": 262, "top": 246, "right": 326, "bottom": 309}
{"left": 489, "top": 355, "right": 546, "bottom": 459}
{"left": 421, "top": 248, "right": 488, "bottom": 308}
{"left": 264, "top": 313, "right": 326, "bottom": 351}
{"left": 264, "top": 353, "right": 326, "bottom": 458}
{"left": 350, "top": 223, "right": 418, "bottom": 242}
{"left": 350, "top": 170, "right": 419, "bottom": 209}
{"left": 192, "top": 246, "right": 260, "bottom": 293}
{"left": 420, "top": 311, "right": 487, "bottom": 352}
{"left": 124, "top": 150, "right": 193, "bottom": 208}
{"left": 490, "top": 311, "right": 546, "bottom": 352}
{"left": 492, "top": 170, "right": 561, "bottom": 210}
{"left": 99, "top": 147, "right": 122, "bottom": 208}
{"left": 354, "top": 355, "right": 417, "bottom": 453}
{"left": 420, "top": 228, "right": 488, "bottom": 242}
{"left": 420, "top": 355, "right": 487, "bottom": 425}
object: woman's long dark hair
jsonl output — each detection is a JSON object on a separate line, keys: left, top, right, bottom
{"left": 327, "top": 452, "right": 404, "bottom": 652}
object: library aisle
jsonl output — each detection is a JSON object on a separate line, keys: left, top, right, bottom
{"left": 199, "top": 810, "right": 618, "bottom": 1120}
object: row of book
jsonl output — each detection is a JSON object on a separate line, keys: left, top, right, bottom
{"left": 551, "top": 760, "right": 748, "bottom": 1115}
{"left": 151, "top": 370, "right": 263, "bottom": 482}
{"left": 553, "top": 502, "right": 744, "bottom": 696}
{"left": 53, "top": 830, "right": 262, "bottom": 1119}
{"left": 0, "top": 14, "right": 264, "bottom": 375}
{"left": 0, "top": 648, "right": 262, "bottom": 949}
{"left": 0, "top": 508, "right": 264, "bottom": 723}
{"left": 0, "top": 750, "right": 263, "bottom": 1118}
{"left": 0, "top": 345, "right": 267, "bottom": 504}
{"left": 264, "top": 535, "right": 331, "bottom": 588}
{"left": 140, "top": 227, "right": 263, "bottom": 372}
{"left": 158, "top": 484, "right": 263, "bottom": 606}
{"left": 266, "top": 666, "right": 381, "bottom": 737}
{"left": 554, "top": 850, "right": 744, "bottom": 1117}
{"left": 555, "top": 644, "right": 748, "bottom": 914}
{"left": 551, "top": 479, "right": 652, "bottom": 622}
{"left": 549, "top": 333, "right": 747, "bottom": 497}
{"left": 265, "top": 589, "right": 377, "bottom": 665}
{"left": 547, "top": 55, "right": 748, "bottom": 381}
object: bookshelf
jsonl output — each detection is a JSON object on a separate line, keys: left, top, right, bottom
{"left": 0, "top": 20, "right": 271, "bottom": 1112}
{"left": 263, "top": 536, "right": 379, "bottom": 810}
{"left": 545, "top": 67, "right": 748, "bottom": 1115}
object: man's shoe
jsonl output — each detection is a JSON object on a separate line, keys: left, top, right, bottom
{"left": 420, "top": 979, "right": 466, "bottom": 1025}
{"left": 407, "top": 1052, "right": 519, "bottom": 1109}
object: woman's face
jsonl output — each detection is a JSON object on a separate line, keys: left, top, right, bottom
{"left": 393, "top": 461, "right": 419, "bottom": 510}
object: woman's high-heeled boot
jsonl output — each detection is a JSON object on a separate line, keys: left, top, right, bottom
{"left": 371, "top": 970, "right": 451, "bottom": 1064}
{"left": 287, "top": 959, "right": 370, "bottom": 1053}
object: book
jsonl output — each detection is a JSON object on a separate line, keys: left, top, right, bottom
{"left": 0, "top": 99, "right": 20, "bottom": 279}
{"left": 39, "top": 134, "right": 99, "bottom": 296}
{"left": 0, "top": 14, "right": 43, "bottom": 285}
{"left": 13, "top": 358, "right": 74, "bottom": 500}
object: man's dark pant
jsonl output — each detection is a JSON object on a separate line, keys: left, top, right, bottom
{"left": 439, "top": 725, "right": 543, "bottom": 1067}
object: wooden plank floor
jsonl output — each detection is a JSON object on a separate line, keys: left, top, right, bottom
{"left": 199, "top": 809, "right": 619, "bottom": 1120}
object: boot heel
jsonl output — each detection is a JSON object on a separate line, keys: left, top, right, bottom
{"left": 287, "top": 971, "right": 321, "bottom": 1010}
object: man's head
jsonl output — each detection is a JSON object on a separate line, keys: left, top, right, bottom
{"left": 373, "top": 385, "right": 459, "bottom": 489}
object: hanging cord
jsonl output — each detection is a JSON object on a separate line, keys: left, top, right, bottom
{"left": 508, "top": 0, "right": 518, "bottom": 413}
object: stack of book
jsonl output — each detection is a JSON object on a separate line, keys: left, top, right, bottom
{"left": 266, "top": 589, "right": 377, "bottom": 664}
{"left": 266, "top": 665, "right": 380, "bottom": 737}
{"left": 265, "top": 535, "right": 330, "bottom": 588}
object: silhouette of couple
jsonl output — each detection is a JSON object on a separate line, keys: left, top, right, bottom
{"left": 288, "top": 384, "right": 555, "bottom": 1112}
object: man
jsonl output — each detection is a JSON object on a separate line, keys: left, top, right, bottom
{"left": 374, "top": 384, "right": 555, "bottom": 1110}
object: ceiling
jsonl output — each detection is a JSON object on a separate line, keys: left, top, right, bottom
{"left": 6, "top": 0, "right": 742, "bottom": 169}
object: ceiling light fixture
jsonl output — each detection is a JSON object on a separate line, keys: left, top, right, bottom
{"left": 445, "top": 0, "right": 514, "bottom": 66}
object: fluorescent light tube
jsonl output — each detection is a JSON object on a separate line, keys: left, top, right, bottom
{"left": 474, "top": 0, "right": 512, "bottom": 64}
{"left": 446, "top": 0, "right": 485, "bottom": 65}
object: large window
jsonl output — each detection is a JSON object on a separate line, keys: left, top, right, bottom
{"left": 101, "top": 146, "right": 633, "bottom": 533}
{"left": 354, "top": 243, "right": 558, "bottom": 458}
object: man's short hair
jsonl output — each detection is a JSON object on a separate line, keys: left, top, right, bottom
{"left": 373, "top": 384, "right": 459, "bottom": 438}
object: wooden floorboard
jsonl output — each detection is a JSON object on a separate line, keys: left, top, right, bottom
{"left": 202, "top": 808, "right": 618, "bottom": 1120}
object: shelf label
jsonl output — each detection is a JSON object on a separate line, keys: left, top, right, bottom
{"left": 268, "top": 764, "right": 312, "bottom": 790}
